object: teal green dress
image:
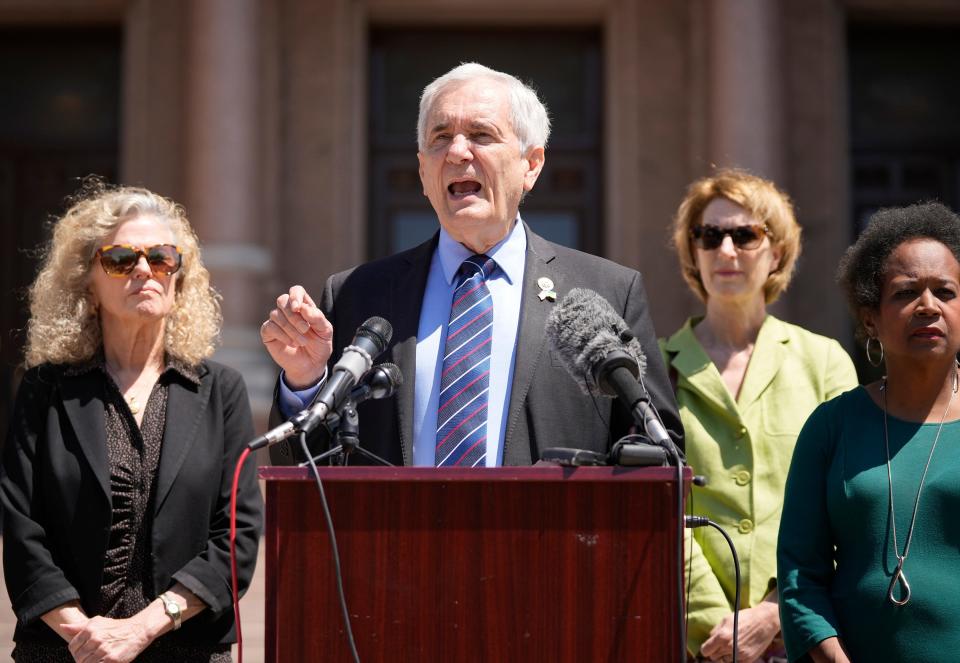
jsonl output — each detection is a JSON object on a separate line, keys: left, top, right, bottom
{"left": 778, "top": 387, "right": 960, "bottom": 662}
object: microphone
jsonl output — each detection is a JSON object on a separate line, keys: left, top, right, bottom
{"left": 249, "top": 317, "right": 393, "bottom": 449}
{"left": 544, "top": 288, "right": 671, "bottom": 447}
{"left": 348, "top": 362, "right": 403, "bottom": 405}
{"left": 297, "top": 316, "right": 393, "bottom": 434}
{"left": 315, "top": 363, "right": 403, "bottom": 434}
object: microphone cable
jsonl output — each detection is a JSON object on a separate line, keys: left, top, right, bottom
{"left": 613, "top": 374, "right": 686, "bottom": 662}
{"left": 684, "top": 481, "right": 697, "bottom": 654}
{"left": 635, "top": 372, "right": 687, "bottom": 663}
{"left": 230, "top": 446, "right": 253, "bottom": 663}
{"left": 299, "top": 431, "right": 361, "bottom": 663}
{"left": 667, "top": 441, "right": 685, "bottom": 663}
{"left": 685, "top": 515, "right": 741, "bottom": 663}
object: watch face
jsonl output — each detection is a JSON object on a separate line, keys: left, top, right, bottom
{"left": 162, "top": 595, "right": 182, "bottom": 629}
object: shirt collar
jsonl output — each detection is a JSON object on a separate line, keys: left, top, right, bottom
{"left": 437, "top": 216, "right": 527, "bottom": 286}
{"left": 63, "top": 349, "right": 202, "bottom": 385}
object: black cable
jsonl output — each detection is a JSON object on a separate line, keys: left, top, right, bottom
{"left": 666, "top": 444, "right": 686, "bottom": 663}
{"left": 686, "top": 516, "right": 741, "bottom": 663}
{"left": 635, "top": 369, "right": 687, "bottom": 663}
{"left": 685, "top": 481, "right": 696, "bottom": 652}
{"left": 609, "top": 431, "right": 685, "bottom": 660}
{"left": 585, "top": 389, "right": 614, "bottom": 450}
{"left": 299, "top": 431, "right": 361, "bottom": 663}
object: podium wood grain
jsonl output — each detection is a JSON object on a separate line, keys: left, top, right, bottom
{"left": 261, "top": 465, "right": 687, "bottom": 662}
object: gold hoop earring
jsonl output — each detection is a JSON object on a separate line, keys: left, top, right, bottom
{"left": 866, "top": 336, "right": 884, "bottom": 367}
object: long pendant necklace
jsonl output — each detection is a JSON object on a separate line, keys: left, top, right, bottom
{"left": 881, "top": 365, "right": 958, "bottom": 606}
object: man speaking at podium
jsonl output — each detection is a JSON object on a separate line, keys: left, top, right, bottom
{"left": 260, "top": 63, "right": 682, "bottom": 466}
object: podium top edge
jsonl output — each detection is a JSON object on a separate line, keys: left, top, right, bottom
{"left": 258, "top": 465, "right": 690, "bottom": 482}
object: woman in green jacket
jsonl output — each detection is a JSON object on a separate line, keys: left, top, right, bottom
{"left": 661, "top": 170, "right": 857, "bottom": 662}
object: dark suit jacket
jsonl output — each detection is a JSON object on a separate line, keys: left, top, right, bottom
{"left": 0, "top": 360, "right": 262, "bottom": 646}
{"left": 270, "top": 225, "right": 683, "bottom": 465}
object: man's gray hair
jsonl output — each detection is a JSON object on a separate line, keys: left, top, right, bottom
{"left": 416, "top": 62, "right": 551, "bottom": 155}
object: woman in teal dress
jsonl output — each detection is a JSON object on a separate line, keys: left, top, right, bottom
{"left": 778, "top": 201, "right": 960, "bottom": 662}
{"left": 662, "top": 170, "right": 857, "bottom": 662}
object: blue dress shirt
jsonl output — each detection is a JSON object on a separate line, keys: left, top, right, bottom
{"left": 413, "top": 219, "right": 525, "bottom": 466}
{"left": 279, "top": 219, "right": 526, "bottom": 467}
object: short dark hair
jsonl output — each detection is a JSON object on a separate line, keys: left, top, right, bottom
{"left": 837, "top": 201, "right": 960, "bottom": 339}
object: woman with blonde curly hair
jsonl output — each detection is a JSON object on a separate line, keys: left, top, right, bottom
{"left": 659, "top": 170, "right": 857, "bottom": 662}
{"left": 1, "top": 181, "right": 262, "bottom": 662}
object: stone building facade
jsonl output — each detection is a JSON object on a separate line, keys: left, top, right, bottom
{"left": 2, "top": 0, "right": 959, "bottom": 426}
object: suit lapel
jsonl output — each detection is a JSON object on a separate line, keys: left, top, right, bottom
{"left": 736, "top": 316, "right": 788, "bottom": 410}
{"left": 502, "top": 225, "right": 558, "bottom": 465}
{"left": 663, "top": 320, "right": 741, "bottom": 421}
{"left": 154, "top": 367, "right": 210, "bottom": 512}
{"left": 60, "top": 371, "right": 111, "bottom": 500}
{"left": 390, "top": 235, "right": 437, "bottom": 466}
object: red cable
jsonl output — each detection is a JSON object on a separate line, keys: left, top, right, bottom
{"left": 231, "top": 446, "right": 253, "bottom": 663}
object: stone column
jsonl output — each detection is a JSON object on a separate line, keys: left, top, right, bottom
{"left": 706, "top": 0, "right": 785, "bottom": 183}
{"left": 184, "top": 0, "right": 275, "bottom": 421}
{"left": 706, "top": 0, "right": 794, "bottom": 321}
{"left": 604, "top": 0, "right": 699, "bottom": 333}
{"left": 780, "top": 0, "right": 853, "bottom": 344}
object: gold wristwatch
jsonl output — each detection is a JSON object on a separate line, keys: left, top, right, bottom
{"left": 159, "top": 592, "right": 182, "bottom": 630}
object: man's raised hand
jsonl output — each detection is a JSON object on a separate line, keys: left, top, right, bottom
{"left": 260, "top": 285, "right": 334, "bottom": 389}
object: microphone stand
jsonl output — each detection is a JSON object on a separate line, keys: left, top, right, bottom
{"left": 300, "top": 397, "right": 394, "bottom": 468}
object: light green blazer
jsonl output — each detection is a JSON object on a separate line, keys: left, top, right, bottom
{"left": 660, "top": 315, "right": 858, "bottom": 656}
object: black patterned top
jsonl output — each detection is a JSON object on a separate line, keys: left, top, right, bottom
{"left": 12, "top": 355, "right": 231, "bottom": 663}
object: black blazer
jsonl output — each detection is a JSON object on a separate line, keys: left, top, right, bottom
{"left": 0, "top": 360, "right": 262, "bottom": 646}
{"left": 270, "top": 225, "right": 683, "bottom": 466}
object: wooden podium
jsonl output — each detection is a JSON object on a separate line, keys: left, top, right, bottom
{"left": 259, "top": 465, "right": 688, "bottom": 662}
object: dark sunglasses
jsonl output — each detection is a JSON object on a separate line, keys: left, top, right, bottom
{"left": 95, "top": 243, "right": 183, "bottom": 277}
{"left": 690, "top": 223, "right": 770, "bottom": 251}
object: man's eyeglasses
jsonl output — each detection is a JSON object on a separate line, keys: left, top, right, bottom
{"left": 690, "top": 224, "right": 770, "bottom": 251}
{"left": 95, "top": 244, "right": 183, "bottom": 277}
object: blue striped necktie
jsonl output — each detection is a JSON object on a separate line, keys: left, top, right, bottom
{"left": 435, "top": 254, "right": 496, "bottom": 467}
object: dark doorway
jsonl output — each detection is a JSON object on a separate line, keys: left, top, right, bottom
{"left": 0, "top": 27, "right": 121, "bottom": 435}
{"left": 368, "top": 28, "right": 602, "bottom": 258}
{"left": 849, "top": 23, "right": 960, "bottom": 233}
{"left": 847, "top": 21, "right": 960, "bottom": 380}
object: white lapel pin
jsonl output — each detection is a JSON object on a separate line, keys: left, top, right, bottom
{"left": 537, "top": 277, "right": 557, "bottom": 302}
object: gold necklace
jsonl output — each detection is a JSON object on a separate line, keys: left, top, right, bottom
{"left": 106, "top": 363, "right": 160, "bottom": 416}
{"left": 882, "top": 364, "right": 959, "bottom": 606}
{"left": 126, "top": 393, "right": 142, "bottom": 415}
